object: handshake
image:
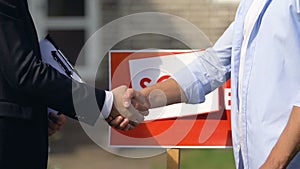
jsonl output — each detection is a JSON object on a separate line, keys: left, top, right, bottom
{"left": 105, "top": 85, "right": 150, "bottom": 131}
{"left": 48, "top": 79, "right": 184, "bottom": 135}
{"left": 107, "top": 79, "right": 186, "bottom": 130}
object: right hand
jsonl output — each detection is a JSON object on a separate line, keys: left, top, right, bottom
{"left": 105, "top": 86, "right": 148, "bottom": 130}
{"left": 48, "top": 112, "right": 66, "bottom": 136}
{"left": 123, "top": 88, "right": 150, "bottom": 112}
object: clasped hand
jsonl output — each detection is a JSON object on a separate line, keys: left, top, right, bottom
{"left": 105, "top": 86, "right": 149, "bottom": 131}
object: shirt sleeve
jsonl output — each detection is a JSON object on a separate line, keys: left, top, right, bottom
{"left": 172, "top": 22, "right": 234, "bottom": 104}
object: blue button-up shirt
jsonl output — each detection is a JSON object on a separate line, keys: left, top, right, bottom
{"left": 173, "top": 0, "right": 300, "bottom": 168}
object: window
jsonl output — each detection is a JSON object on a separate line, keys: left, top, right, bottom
{"left": 48, "top": 29, "right": 85, "bottom": 65}
{"left": 48, "top": 0, "right": 85, "bottom": 16}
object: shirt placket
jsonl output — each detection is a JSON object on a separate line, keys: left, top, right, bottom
{"left": 238, "top": 0, "right": 267, "bottom": 168}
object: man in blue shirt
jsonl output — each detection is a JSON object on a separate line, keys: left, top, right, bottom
{"left": 123, "top": 0, "right": 300, "bottom": 168}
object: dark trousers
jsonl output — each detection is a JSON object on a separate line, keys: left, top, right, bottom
{"left": 0, "top": 116, "right": 48, "bottom": 169}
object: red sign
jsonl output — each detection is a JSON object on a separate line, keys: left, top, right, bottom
{"left": 109, "top": 50, "right": 232, "bottom": 148}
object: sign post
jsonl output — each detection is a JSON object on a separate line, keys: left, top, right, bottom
{"left": 167, "top": 148, "right": 181, "bottom": 169}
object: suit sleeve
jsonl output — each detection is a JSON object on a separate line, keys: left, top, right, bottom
{"left": 0, "top": 1, "right": 105, "bottom": 125}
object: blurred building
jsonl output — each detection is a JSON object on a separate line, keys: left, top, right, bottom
{"left": 28, "top": 0, "right": 238, "bottom": 89}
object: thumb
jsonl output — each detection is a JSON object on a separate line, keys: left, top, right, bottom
{"left": 123, "top": 88, "right": 134, "bottom": 108}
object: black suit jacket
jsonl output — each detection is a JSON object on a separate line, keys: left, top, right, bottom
{"left": 0, "top": 0, "right": 106, "bottom": 124}
{"left": 0, "top": 1, "right": 107, "bottom": 168}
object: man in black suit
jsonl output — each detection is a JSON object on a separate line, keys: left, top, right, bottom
{"left": 0, "top": 0, "right": 139, "bottom": 168}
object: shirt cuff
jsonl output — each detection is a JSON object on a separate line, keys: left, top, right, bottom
{"left": 101, "top": 91, "right": 114, "bottom": 119}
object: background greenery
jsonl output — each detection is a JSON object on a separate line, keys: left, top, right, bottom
{"left": 153, "top": 149, "right": 235, "bottom": 169}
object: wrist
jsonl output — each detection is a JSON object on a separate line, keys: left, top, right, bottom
{"left": 264, "top": 156, "right": 287, "bottom": 169}
{"left": 141, "top": 88, "right": 152, "bottom": 108}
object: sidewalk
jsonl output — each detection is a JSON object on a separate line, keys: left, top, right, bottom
{"left": 48, "top": 119, "right": 165, "bottom": 169}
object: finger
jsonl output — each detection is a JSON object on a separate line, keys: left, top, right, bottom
{"left": 123, "top": 88, "right": 136, "bottom": 108}
{"left": 56, "top": 114, "right": 67, "bottom": 126}
{"left": 140, "top": 110, "right": 149, "bottom": 116}
{"left": 48, "top": 112, "right": 59, "bottom": 123}
{"left": 119, "top": 118, "right": 130, "bottom": 129}
{"left": 48, "top": 119, "right": 59, "bottom": 131}
{"left": 128, "top": 90, "right": 150, "bottom": 111}
{"left": 118, "top": 118, "right": 138, "bottom": 131}
{"left": 55, "top": 123, "right": 63, "bottom": 131}
{"left": 131, "top": 99, "right": 149, "bottom": 111}
{"left": 105, "top": 116, "right": 114, "bottom": 124}
{"left": 128, "top": 124, "right": 135, "bottom": 130}
{"left": 48, "top": 128, "right": 56, "bottom": 136}
{"left": 108, "top": 116, "right": 137, "bottom": 130}
{"left": 49, "top": 112, "right": 66, "bottom": 126}
{"left": 48, "top": 116, "right": 65, "bottom": 131}
{"left": 124, "top": 124, "right": 135, "bottom": 131}
{"left": 123, "top": 125, "right": 131, "bottom": 131}
{"left": 129, "top": 120, "right": 139, "bottom": 127}
{"left": 109, "top": 116, "right": 124, "bottom": 127}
